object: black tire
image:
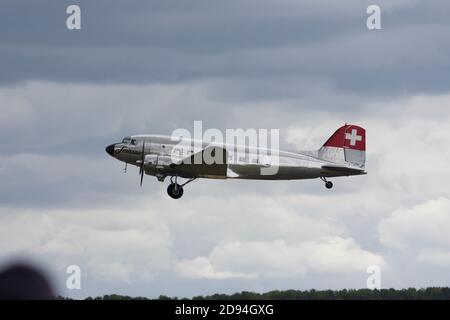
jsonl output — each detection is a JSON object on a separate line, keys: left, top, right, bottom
{"left": 167, "top": 183, "right": 183, "bottom": 199}
{"left": 325, "top": 181, "right": 333, "bottom": 189}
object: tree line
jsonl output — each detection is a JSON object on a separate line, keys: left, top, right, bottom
{"left": 71, "top": 287, "right": 450, "bottom": 300}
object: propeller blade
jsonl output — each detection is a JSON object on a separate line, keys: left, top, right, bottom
{"left": 139, "top": 141, "right": 145, "bottom": 186}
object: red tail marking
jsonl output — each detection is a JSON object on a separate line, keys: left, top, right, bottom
{"left": 323, "top": 125, "right": 366, "bottom": 151}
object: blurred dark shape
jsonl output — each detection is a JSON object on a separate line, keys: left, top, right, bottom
{"left": 0, "top": 263, "right": 55, "bottom": 300}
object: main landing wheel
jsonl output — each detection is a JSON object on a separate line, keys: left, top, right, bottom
{"left": 320, "top": 177, "right": 333, "bottom": 189}
{"left": 167, "top": 183, "right": 183, "bottom": 199}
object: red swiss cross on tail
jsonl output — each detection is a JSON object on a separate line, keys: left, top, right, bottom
{"left": 323, "top": 124, "right": 365, "bottom": 151}
{"left": 318, "top": 124, "right": 366, "bottom": 168}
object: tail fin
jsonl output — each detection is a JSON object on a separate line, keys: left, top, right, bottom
{"left": 318, "top": 124, "right": 366, "bottom": 168}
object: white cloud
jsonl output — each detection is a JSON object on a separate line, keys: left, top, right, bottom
{"left": 177, "top": 257, "right": 256, "bottom": 279}
{"left": 418, "top": 250, "right": 450, "bottom": 267}
{"left": 379, "top": 197, "right": 450, "bottom": 264}
{"left": 379, "top": 197, "right": 450, "bottom": 250}
{"left": 177, "top": 237, "right": 386, "bottom": 279}
{"left": 286, "top": 93, "right": 450, "bottom": 206}
{"left": 0, "top": 190, "right": 382, "bottom": 289}
{"left": 156, "top": 194, "right": 349, "bottom": 242}
{"left": 0, "top": 207, "right": 175, "bottom": 283}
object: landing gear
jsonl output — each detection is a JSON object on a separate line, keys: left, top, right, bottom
{"left": 167, "top": 176, "right": 196, "bottom": 199}
{"left": 167, "top": 183, "right": 183, "bottom": 199}
{"left": 320, "top": 177, "right": 333, "bottom": 189}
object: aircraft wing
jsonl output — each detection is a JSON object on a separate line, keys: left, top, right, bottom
{"left": 173, "top": 146, "right": 228, "bottom": 178}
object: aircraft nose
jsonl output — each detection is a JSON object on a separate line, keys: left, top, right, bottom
{"left": 105, "top": 144, "right": 115, "bottom": 157}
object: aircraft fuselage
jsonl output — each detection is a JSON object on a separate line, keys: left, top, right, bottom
{"left": 105, "top": 124, "right": 367, "bottom": 198}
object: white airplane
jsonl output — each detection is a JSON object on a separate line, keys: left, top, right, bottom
{"left": 106, "top": 124, "right": 366, "bottom": 199}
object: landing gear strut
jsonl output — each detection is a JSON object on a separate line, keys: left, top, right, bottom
{"left": 167, "top": 176, "right": 196, "bottom": 199}
{"left": 320, "top": 177, "right": 333, "bottom": 189}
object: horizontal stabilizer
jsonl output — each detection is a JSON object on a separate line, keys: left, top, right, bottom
{"left": 322, "top": 165, "right": 366, "bottom": 174}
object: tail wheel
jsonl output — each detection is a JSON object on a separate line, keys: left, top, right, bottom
{"left": 325, "top": 181, "right": 333, "bottom": 189}
{"left": 167, "top": 183, "right": 183, "bottom": 199}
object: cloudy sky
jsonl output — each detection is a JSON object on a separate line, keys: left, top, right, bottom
{"left": 1, "top": 0, "right": 450, "bottom": 299}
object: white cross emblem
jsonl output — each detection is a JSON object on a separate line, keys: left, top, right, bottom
{"left": 345, "top": 129, "right": 362, "bottom": 146}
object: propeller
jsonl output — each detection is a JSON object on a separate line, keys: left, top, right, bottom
{"left": 139, "top": 141, "right": 145, "bottom": 187}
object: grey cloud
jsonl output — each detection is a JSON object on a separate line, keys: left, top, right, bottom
{"left": 1, "top": 1, "right": 450, "bottom": 95}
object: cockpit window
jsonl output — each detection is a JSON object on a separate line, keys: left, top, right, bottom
{"left": 122, "top": 137, "right": 131, "bottom": 144}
